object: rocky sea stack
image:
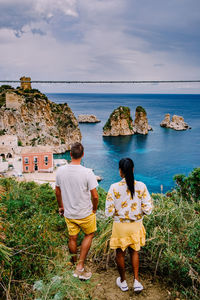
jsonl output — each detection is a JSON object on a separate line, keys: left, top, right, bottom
{"left": 78, "top": 114, "right": 100, "bottom": 123}
{"left": 103, "top": 105, "right": 152, "bottom": 136}
{"left": 0, "top": 85, "right": 81, "bottom": 153}
{"left": 103, "top": 106, "right": 134, "bottom": 136}
{"left": 160, "top": 114, "right": 191, "bottom": 131}
{"left": 133, "top": 106, "right": 152, "bottom": 135}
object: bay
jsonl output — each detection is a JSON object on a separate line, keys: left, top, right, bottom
{"left": 47, "top": 93, "right": 200, "bottom": 193}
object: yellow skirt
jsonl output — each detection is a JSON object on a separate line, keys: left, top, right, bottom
{"left": 110, "top": 221, "right": 146, "bottom": 251}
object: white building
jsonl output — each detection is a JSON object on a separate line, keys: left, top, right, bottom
{"left": 0, "top": 161, "right": 8, "bottom": 173}
{"left": 0, "top": 135, "right": 18, "bottom": 148}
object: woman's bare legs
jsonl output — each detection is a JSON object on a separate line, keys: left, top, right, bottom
{"left": 116, "top": 248, "right": 126, "bottom": 282}
{"left": 128, "top": 247, "right": 139, "bottom": 280}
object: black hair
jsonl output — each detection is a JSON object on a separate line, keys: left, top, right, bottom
{"left": 70, "top": 142, "right": 84, "bottom": 159}
{"left": 119, "top": 158, "right": 135, "bottom": 199}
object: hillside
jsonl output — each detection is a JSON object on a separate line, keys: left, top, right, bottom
{"left": 0, "top": 85, "right": 81, "bottom": 153}
{"left": 0, "top": 168, "right": 199, "bottom": 299}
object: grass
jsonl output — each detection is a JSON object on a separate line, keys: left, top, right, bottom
{"left": 32, "top": 252, "right": 92, "bottom": 300}
{"left": 0, "top": 168, "right": 200, "bottom": 299}
{"left": 90, "top": 168, "right": 200, "bottom": 300}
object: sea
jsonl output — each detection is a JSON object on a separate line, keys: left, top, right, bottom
{"left": 47, "top": 93, "right": 200, "bottom": 193}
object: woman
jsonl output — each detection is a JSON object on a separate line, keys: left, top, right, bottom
{"left": 105, "top": 158, "right": 153, "bottom": 292}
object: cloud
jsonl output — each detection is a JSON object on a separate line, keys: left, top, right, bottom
{"left": 0, "top": 0, "right": 200, "bottom": 93}
{"left": 34, "top": 0, "right": 78, "bottom": 18}
{"left": 31, "top": 28, "right": 46, "bottom": 36}
{"left": 0, "top": 0, "right": 78, "bottom": 34}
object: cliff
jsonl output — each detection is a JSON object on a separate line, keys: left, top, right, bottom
{"left": 133, "top": 106, "right": 152, "bottom": 135}
{"left": 0, "top": 85, "right": 81, "bottom": 153}
{"left": 160, "top": 114, "right": 191, "bottom": 130}
{"left": 103, "top": 106, "right": 134, "bottom": 136}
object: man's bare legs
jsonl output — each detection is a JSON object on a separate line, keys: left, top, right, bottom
{"left": 116, "top": 248, "right": 126, "bottom": 282}
{"left": 76, "top": 232, "right": 94, "bottom": 270}
{"left": 69, "top": 232, "right": 94, "bottom": 269}
{"left": 68, "top": 234, "right": 78, "bottom": 264}
{"left": 128, "top": 247, "right": 139, "bottom": 280}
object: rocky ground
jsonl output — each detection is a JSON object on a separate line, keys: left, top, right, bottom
{"left": 90, "top": 263, "right": 171, "bottom": 300}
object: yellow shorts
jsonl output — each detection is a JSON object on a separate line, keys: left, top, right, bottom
{"left": 65, "top": 213, "right": 97, "bottom": 236}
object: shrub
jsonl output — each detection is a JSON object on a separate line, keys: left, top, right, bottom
{"left": 18, "top": 140, "right": 23, "bottom": 146}
{"left": 34, "top": 93, "right": 42, "bottom": 99}
{"left": 33, "top": 256, "right": 91, "bottom": 300}
{"left": 173, "top": 167, "right": 200, "bottom": 202}
{"left": 0, "top": 180, "right": 66, "bottom": 282}
{"left": 91, "top": 170, "right": 200, "bottom": 299}
{"left": 0, "top": 129, "right": 6, "bottom": 136}
{"left": 144, "top": 193, "right": 200, "bottom": 299}
{"left": 0, "top": 186, "right": 12, "bottom": 265}
{"left": 0, "top": 85, "right": 13, "bottom": 93}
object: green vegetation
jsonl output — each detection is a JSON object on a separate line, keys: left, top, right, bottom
{"left": 173, "top": 168, "right": 200, "bottom": 202}
{"left": 30, "top": 137, "right": 37, "bottom": 146}
{"left": 0, "top": 85, "right": 13, "bottom": 93}
{"left": 91, "top": 168, "right": 200, "bottom": 300}
{"left": 0, "top": 169, "right": 199, "bottom": 299}
{"left": 103, "top": 106, "right": 133, "bottom": 131}
{"left": 0, "top": 186, "right": 12, "bottom": 265}
{"left": 136, "top": 105, "right": 146, "bottom": 114}
{"left": 18, "top": 140, "right": 23, "bottom": 146}
{"left": 0, "top": 88, "right": 6, "bottom": 108}
{"left": 0, "top": 84, "right": 48, "bottom": 105}
{"left": 0, "top": 180, "right": 68, "bottom": 299}
{"left": 0, "top": 129, "right": 6, "bottom": 136}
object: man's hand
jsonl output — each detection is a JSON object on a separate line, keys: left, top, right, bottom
{"left": 91, "top": 188, "right": 99, "bottom": 214}
{"left": 56, "top": 186, "right": 64, "bottom": 217}
{"left": 59, "top": 207, "right": 64, "bottom": 217}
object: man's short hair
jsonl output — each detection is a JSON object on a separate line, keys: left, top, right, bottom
{"left": 70, "top": 142, "right": 84, "bottom": 159}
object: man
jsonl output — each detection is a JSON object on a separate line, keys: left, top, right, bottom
{"left": 55, "top": 142, "right": 98, "bottom": 280}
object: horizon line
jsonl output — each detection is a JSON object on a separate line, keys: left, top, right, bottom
{"left": 1, "top": 80, "right": 200, "bottom": 84}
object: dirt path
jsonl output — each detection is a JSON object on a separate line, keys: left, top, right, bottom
{"left": 90, "top": 265, "right": 171, "bottom": 300}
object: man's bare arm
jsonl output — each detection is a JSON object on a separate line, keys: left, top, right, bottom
{"left": 55, "top": 186, "right": 64, "bottom": 216}
{"left": 90, "top": 188, "right": 99, "bottom": 213}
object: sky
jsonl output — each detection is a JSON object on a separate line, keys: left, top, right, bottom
{"left": 0, "top": 0, "right": 200, "bottom": 93}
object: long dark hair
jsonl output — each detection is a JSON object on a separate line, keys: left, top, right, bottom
{"left": 119, "top": 158, "right": 135, "bottom": 199}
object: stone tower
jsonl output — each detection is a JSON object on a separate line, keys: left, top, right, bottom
{"left": 20, "top": 76, "right": 31, "bottom": 90}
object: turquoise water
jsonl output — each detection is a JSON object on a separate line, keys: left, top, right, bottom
{"left": 48, "top": 93, "right": 200, "bottom": 193}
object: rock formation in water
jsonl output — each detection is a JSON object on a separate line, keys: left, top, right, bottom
{"left": 0, "top": 85, "right": 81, "bottom": 153}
{"left": 103, "top": 106, "right": 134, "bottom": 136}
{"left": 133, "top": 106, "right": 152, "bottom": 135}
{"left": 160, "top": 114, "right": 191, "bottom": 130}
{"left": 103, "top": 105, "right": 153, "bottom": 136}
{"left": 78, "top": 114, "right": 100, "bottom": 123}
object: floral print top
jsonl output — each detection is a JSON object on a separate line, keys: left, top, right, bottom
{"left": 105, "top": 178, "right": 153, "bottom": 223}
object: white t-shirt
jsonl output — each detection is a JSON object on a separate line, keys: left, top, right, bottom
{"left": 56, "top": 164, "right": 98, "bottom": 219}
